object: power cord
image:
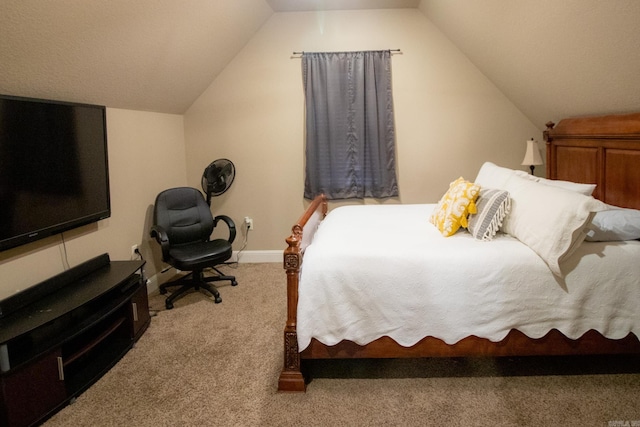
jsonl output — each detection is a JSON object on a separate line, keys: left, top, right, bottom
{"left": 224, "top": 220, "right": 250, "bottom": 268}
{"left": 60, "top": 233, "right": 71, "bottom": 270}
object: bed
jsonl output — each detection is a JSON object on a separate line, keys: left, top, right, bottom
{"left": 278, "top": 112, "right": 640, "bottom": 392}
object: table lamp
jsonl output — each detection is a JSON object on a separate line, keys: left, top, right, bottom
{"left": 521, "top": 138, "right": 543, "bottom": 175}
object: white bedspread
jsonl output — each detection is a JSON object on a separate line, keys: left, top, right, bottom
{"left": 297, "top": 204, "right": 640, "bottom": 351}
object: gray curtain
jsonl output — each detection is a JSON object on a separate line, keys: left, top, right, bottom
{"left": 302, "top": 51, "right": 399, "bottom": 200}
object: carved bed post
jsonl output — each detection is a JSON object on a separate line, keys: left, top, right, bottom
{"left": 278, "top": 225, "right": 306, "bottom": 392}
{"left": 278, "top": 194, "right": 327, "bottom": 392}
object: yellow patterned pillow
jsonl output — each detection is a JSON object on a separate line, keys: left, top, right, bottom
{"left": 430, "top": 177, "right": 480, "bottom": 237}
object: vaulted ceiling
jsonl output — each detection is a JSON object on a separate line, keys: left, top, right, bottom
{"left": 1, "top": 0, "right": 639, "bottom": 128}
{"left": 420, "top": 0, "right": 640, "bottom": 128}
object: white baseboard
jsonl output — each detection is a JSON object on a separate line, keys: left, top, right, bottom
{"left": 144, "top": 250, "right": 280, "bottom": 295}
{"left": 145, "top": 274, "right": 160, "bottom": 295}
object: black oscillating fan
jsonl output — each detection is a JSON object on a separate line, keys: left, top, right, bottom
{"left": 201, "top": 159, "right": 235, "bottom": 205}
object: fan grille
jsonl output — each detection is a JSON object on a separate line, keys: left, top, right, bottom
{"left": 202, "top": 159, "right": 235, "bottom": 198}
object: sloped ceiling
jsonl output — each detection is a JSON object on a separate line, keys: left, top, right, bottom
{"left": 1, "top": 0, "right": 639, "bottom": 126}
{"left": 420, "top": 0, "right": 640, "bottom": 128}
{"left": 0, "top": 0, "right": 273, "bottom": 114}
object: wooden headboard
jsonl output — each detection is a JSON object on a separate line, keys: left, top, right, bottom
{"left": 544, "top": 113, "right": 640, "bottom": 209}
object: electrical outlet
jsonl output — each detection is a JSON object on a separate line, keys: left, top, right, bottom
{"left": 244, "top": 216, "right": 254, "bottom": 230}
{"left": 130, "top": 244, "right": 139, "bottom": 259}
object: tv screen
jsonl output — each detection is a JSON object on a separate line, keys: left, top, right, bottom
{"left": 0, "top": 95, "right": 110, "bottom": 252}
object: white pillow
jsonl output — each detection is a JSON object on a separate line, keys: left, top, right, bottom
{"left": 501, "top": 173, "right": 606, "bottom": 276}
{"left": 514, "top": 170, "right": 596, "bottom": 196}
{"left": 474, "top": 162, "right": 514, "bottom": 190}
{"left": 585, "top": 205, "right": 640, "bottom": 241}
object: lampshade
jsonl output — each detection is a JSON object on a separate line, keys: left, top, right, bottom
{"left": 521, "top": 138, "right": 543, "bottom": 166}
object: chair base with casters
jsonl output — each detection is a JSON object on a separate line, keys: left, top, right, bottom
{"left": 159, "top": 266, "right": 238, "bottom": 310}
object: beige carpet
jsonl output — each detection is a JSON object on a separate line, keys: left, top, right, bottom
{"left": 44, "top": 263, "right": 640, "bottom": 426}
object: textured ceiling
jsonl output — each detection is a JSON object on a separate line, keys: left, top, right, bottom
{"left": 0, "top": 0, "right": 272, "bottom": 114}
{"left": 1, "top": 0, "right": 639, "bottom": 125}
{"left": 265, "top": 0, "right": 420, "bottom": 11}
{"left": 421, "top": 0, "right": 640, "bottom": 127}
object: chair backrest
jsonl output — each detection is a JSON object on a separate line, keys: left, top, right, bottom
{"left": 153, "top": 187, "right": 214, "bottom": 246}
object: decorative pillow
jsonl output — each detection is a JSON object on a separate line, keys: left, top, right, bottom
{"left": 430, "top": 177, "right": 480, "bottom": 237}
{"left": 585, "top": 205, "right": 640, "bottom": 241}
{"left": 501, "top": 173, "right": 606, "bottom": 276}
{"left": 467, "top": 188, "right": 511, "bottom": 241}
{"left": 514, "top": 170, "right": 596, "bottom": 196}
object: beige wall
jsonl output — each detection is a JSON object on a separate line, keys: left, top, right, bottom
{"left": 184, "top": 9, "right": 541, "bottom": 251}
{"left": 0, "top": 8, "right": 544, "bottom": 300}
{"left": 0, "top": 108, "right": 186, "bottom": 300}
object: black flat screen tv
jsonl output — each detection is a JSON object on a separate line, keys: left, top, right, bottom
{"left": 0, "top": 95, "right": 110, "bottom": 252}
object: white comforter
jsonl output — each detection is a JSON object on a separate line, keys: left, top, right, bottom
{"left": 297, "top": 204, "right": 640, "bottom": 351}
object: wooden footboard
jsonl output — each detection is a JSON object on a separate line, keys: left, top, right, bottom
{"left": 278, "top": 194, "right": 327, "bottom": 392}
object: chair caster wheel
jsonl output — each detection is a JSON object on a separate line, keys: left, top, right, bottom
{"left": 214, "top": 296, "right": 222, "bottom": 304}
{"left": 231, "top": 280, "right": 238, "bottom": 286}
{"left": 159, "top": 288, "right": 167, "bottom": 295}
{"left": 165, "top": 301, "right": 174, "bottom": 310}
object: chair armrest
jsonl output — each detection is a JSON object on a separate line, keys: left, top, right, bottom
{"left": 150, "top": 224, "right": 171, "bottom": 260}
{"left": 213, "top": 215, "right": 236, "bottom": 244}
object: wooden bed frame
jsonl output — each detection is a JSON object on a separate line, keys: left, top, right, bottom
{"left": 278, "top": 112, "right": 640, "bottom": 392}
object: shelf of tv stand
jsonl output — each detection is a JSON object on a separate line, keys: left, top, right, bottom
{"left": 0, "top": 253, "right": 150, "bottom": 427}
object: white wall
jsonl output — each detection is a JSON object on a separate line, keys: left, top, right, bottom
{"left": 184, "top": 9, "right": 540, "bottom": 251}
{"left": 0, "top": 109, "right": 186, "bottom": 300}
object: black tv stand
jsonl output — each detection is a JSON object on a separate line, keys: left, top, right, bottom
{"left": 0, "top": 253, "right": 150, "bottom": 427}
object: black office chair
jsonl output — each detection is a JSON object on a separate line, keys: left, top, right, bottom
{"left": 150, "top": 187, "right": 237, "bottom": 309}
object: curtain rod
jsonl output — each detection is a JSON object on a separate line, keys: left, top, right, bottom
{"left": 292, "top": 49, "right": 401, "bottom": 55}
